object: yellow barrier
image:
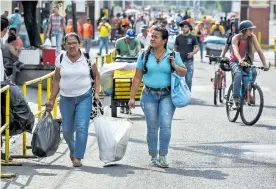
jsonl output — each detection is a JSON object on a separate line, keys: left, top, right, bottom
{"left": 257, "top": 32, "right": 262, "bottom": 44}
{"left": 95, "top": 50, "right": 116, "bottom": 67}
{"left": 11, "top": 71, "right": 59, "bottom": 159}
{"left": 0, "top": 85, "right": 22, "bottom": 178}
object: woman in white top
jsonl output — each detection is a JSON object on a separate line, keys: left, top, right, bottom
{"left": 46, "top": 33, "right": 100, "bottom": 167}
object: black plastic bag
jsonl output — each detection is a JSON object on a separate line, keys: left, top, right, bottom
{"left": 31, "top": 112, "right": 61, "bottom": 157}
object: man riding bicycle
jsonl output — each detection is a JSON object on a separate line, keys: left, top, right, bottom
{"left": 230, "top": 20, "right": 269, "bottom": 110}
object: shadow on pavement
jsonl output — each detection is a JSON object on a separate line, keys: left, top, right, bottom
{"left": 190, "top": 98, "right": 224, "bottom": 108}
{"left": 253, "top": 124, "right": 276, "bottom": 130}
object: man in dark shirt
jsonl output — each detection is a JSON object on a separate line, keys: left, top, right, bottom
{"left": 174, "top": 20, "right": 199, "bottom": 91}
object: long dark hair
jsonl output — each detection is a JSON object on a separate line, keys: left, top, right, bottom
{"left": 143, "top": 26, "right": 168, "bottom": 74}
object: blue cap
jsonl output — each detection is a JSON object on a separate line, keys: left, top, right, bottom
{"left": 126, "top": 29, "right": 136, "bottom": 39}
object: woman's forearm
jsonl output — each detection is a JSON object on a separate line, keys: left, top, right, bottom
{"left": 95, "top": 73, "right": 100, "bottom": 95}
{"left": 49, "top": 80, "right": 60, "bottom": 102}
{"left": 130, "top": 77, "right": 142, "bottom": 99}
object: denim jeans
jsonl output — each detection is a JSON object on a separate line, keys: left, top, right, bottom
{"left": 141, "top": 87, "right": 176, "bottom": 156}
{"left": 83, "top": 37, "right": 91, "bottom": 54}
{"left": 182, "top": 59, "right": 194, "bottom": 91}
{"left": 59, "top": 88, "right": 92, "bottom": 159}
{"left": 230, "top": 62, "right": 257, "bottom": 98}
{"left": 198, "top": 43, "right": 204, "bottom": 60}
{"left": 98, "top": 36, "right": 109, "bottom": 55}
{"left": 19, "top": 34, "right": 30, "bottom": 48}
{"left": 52, "top": 32, "right": 63, "bottom": 56}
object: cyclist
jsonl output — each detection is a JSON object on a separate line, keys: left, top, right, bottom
{"left": 220, "top": 19, "right": 239, "bottom": 57}
{"left": 230, "top": 20, "right": 269, "bottom": 110}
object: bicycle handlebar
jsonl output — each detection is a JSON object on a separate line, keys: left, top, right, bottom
{"left": 247, "top": 62, "right": 271, "bottom": 70}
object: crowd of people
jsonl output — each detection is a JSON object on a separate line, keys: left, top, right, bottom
{"left": 0, "top": 5, "right": 270, "bottom": 168}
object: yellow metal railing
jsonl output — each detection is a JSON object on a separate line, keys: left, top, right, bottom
{"left": 11, "top": 71, "right": 59, "bottom": 159}
{"left": 0, "top": 85, "right": 22, "bottom": 178}
{"left": 95, "top": 50, "right": 116, "bottom": 67}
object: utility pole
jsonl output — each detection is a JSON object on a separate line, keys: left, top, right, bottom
{"left": 72, "top": 0, "right": 77, "bottom": 33}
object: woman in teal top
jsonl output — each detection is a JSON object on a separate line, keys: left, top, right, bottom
{"left": 129, "top": 26, "right": 187, "bottom": 168}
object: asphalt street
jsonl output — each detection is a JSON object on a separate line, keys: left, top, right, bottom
{"left": 1, "top": 48, "right": 276, "bottom": 189}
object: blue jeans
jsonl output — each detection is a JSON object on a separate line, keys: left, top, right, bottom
{"left": 230, "top": 62, "right": 257, "bottom": 98}
{"left": 141, "top": 87, "right": 176, "bottom": 156}
{"left": 19, "top": 34, "right": 30, "bottom": 48}
{"left": 98, "top": 36, "right": 109, "bottom": 55}
{"left": 198, "top": 43, "right": 204, "bottom": 60}
{"left": 52, "top": 32, "right": 63, "bottom": 56}
{"left": 183, "top": 59, "right": 194, "bottom": 91}
{"left": 59, "top": 88, "right": 92, "bottom": 159}
{"left": 83, "top": 37, "right": 92, "bottom": 54}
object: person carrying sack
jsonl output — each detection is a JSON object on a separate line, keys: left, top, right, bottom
{"left": 45, "top": 33, "right": 100, "bottom": 167}
{"left": 128, "top": 26, "right": 187, "bottom": 168}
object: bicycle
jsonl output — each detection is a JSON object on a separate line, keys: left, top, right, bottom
{"left": 226, "top": 63, "right": 271, "bottom": 126}
{"left": 207, "top": 55, "right": 231, "bottom": 105}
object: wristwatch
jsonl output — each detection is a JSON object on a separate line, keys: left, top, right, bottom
{"left": 239, "top": 59, "right": 244, "bottom": 65}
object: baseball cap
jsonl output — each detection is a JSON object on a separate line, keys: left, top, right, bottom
{"left": 140, "top": 25, "right": 148, "bottom": 32}
{"left": 126, "top": 29, "right": 136, "bottom": 39}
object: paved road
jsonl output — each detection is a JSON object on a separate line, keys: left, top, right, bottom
{"left": 1, "top": 49, "right": 276, "bottom": 189}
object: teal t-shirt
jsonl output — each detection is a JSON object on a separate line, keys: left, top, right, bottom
{"left": 115, "top": 37, "right": 140, "bottom": 56}
{"left": 137, "top": 49, "right": 184, "bottom": 88}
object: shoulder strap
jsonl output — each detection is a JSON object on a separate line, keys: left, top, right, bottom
{"left": 83, "top": 52, "right": 94, "bottom": 80}
{"left": 171, "top": 51, "right": 175, "bottom": 72}
{"left": 60, "top": 53, "right": 63, "bottom": 63}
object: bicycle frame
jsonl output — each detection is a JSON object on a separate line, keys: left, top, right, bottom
{"left": 214, "top": 68, "right": 226, "bottom": 89}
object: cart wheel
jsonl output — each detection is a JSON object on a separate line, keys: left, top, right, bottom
{"left": 111, "top": 101, "right": 117, "bottom": 117}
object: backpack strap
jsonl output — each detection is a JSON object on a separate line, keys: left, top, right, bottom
{"left": 59, "top": 53, "right": 64, "bottom": 63}
{"left": 171, "top": 51, "right": 175, "bottom": 72}
{"left": 83, "top": 52, "right": 95, "bottom": 80}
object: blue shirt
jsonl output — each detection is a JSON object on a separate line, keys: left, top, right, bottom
{"left": 10, "top": 13, "right": 21, "bottom": 29}
{"left": 137, "top": 49, "right": 184, "bottom": 88}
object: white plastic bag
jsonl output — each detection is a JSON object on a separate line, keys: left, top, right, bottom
{"left": 100, "top": 63, "right": 136, "bottom": 95}
{"left": 94, "top": 115, "right": 133, "bottom": 163}
{"left": 44, "top": 38, "right": 52, "bottom": 47}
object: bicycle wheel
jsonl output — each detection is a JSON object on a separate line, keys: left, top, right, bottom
{"left": 219, "top": 75, "right": 226, "bottom": 103}
{"left": 240, "top": 84, "right": 264, "bottom": 126}
{"left": 226, "top": 84, "right": 239, "bottom": 122}
{"left": 214, "top": 72, "right": 220, "bottom": 105}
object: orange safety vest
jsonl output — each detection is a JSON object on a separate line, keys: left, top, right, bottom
{"left": 65, "top": 25, "right": 73, "bottom": 34}
{"left": 114, "top": 17, "right": 119, "bottom": 28}
{"left": 82, "top": 23, "right": 93, "bottom": 37}
{"left": 121, "top": 18, "right": 130, "bottom": 27}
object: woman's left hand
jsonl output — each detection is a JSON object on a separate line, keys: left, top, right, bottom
{"left": 168, "top": 55, "right": 176, "bottom": 68}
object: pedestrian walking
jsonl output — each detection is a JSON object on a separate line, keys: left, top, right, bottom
{"left": 137, "top": 25, "right": 151, "bottom": 49}
{"left": 45, "top": 33, "right": 100, "bottom": 167}
{"left": 47, "top": 5, "right": 66, "bottom": 56}
{"left": 174, "top": 20, "right": 199, "bottom": 91}
{"left": 194, "top": 22, "right": 207, "bottom": 62}
{"left": 81, "top": 18, "right": 93, "bottom": 54}
{"left": 128, "top": 26, "right": 187, "bottom": 168}
{"left": 65, "top": 19, "right": 73, "bottom": 34}
{"left": 97, "top": 17, "right": 111, "bottom": 56}
{"left": 18, "top": 13, "right": 30, "bottom": 48}
{"left": 10, "top": 7, "right": 21, "bottom": 34}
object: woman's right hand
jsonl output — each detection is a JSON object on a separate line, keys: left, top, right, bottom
{"left": 128, "top": 98, "right": 135, "bottom": 109}
{"left": 45, "top": 100, "right": 55, "bottom": 112}
{"left": 240, "top": 61, "right": 248, "bottom": 67}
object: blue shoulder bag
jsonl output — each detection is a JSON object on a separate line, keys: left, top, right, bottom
{"left": 170, "top": 52, "right": 191, "bottom": 108}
